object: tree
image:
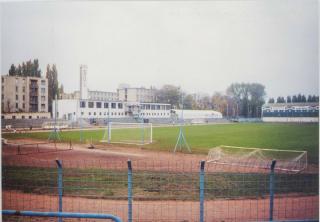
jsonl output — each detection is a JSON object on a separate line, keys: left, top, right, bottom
{"left": 155, "top": 85, "right": 181, "bottom": 108}
{"left": 46, "top": 64, "right": 59, "bottom": 114}
{"left": 276, "top": 97, "right": 285, "bottom": 103}
{"left": 297, "top": 94, "right": 302, "bottom": 103}
{"left": 268, "top": 98, "right": 275, "bottom": 103}
{"left": 183, "top": 94, "right": 194, "bottom": 109}
{"left": 8, "top": 59, "right": 41, "bottom": 77}
{"left": 301, "top": 95, "right": 306, "bottom": 103}
{"left": 227, "top": 83, "right": 265, "bottom": 118}
{"left": 9, "top": 64, "right": 16, "bottom": 76}
{"left": 212, "top": 92, "right": 227, "bottom": 114}
{"left": 286, "top": 96, "right": 291, "bottom": 103}
{"left": 292, "top": 95, "right": 298, "bottom": 103}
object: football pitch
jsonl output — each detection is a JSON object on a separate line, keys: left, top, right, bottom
{"left": 4, "top": 123, "right": 319, "bottom": 163}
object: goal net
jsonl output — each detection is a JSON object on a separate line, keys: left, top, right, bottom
{"left": 100, "top": 122, "right": 153, "bottom": 145}
{"left": 207, "top": 145, "right": 307, "bottom": 172}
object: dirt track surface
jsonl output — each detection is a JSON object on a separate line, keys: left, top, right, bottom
{"left": 3, "top": 190, "right": 318, "bottom": 222}
{"left": 2, "top": 139, "right": 318, "bottom": 173}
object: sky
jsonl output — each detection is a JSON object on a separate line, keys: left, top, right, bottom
{"left": 1, "top": 0, "right": 318, "bottom": 99}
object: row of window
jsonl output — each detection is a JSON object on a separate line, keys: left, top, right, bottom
{"left": 80, "top": 101, "right": 123, "bottom": 109}
{"left": 140, "top": 104, "right": 171, "bottom": 110}
{"left": 81, "top": 112, "right": 125, "bottom": 116}
{"left": 1, "top": 115, "right": 48, "bottom": 119}
{"left": 140, "top": 112, "right": 170, "bottom": 116}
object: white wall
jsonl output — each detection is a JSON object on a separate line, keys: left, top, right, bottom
{"left": 262, "top": 117, "right": 319, "bottom": 123}
{"left": 173, "top": 109, "right": 223, "bottom": 119}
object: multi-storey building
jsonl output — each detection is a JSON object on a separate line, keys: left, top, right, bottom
{"left": 1, "top": 75, "right": 49, "bottom": 114}
{"left": 117, "top": 86, "right": 155, "bottom": 103}
{"left": 262, "top": 102, "right": 319, "bottom": 122}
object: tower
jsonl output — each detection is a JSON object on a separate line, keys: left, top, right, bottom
{"left": 80, "top": 65, "right": 88, "bottom": 100}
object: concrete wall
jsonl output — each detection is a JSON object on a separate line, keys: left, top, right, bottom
{"left": 262, "top": 117, "right": 319, "bottom": 123}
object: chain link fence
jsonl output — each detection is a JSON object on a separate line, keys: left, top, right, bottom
{"left": 2, "top": 158, "right": 318, "bottom": 222}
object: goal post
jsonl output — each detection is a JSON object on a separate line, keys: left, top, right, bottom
{"left": 206, "top": 145, "right": 307, "bottom": 172}
{"left": 100, "top": 122, "right": 153, "bottom": 145}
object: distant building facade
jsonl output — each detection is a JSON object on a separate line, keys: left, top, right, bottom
{"left": 262, "top": 103, "right": 319, "bottom": 122}
{"left": 1, "top": 75, "right": 49, "bottom": 114}
{"left": 117, "top": 86, "right": 155, "bottom": 103}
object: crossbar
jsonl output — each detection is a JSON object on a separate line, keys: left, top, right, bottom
{"left": 2, "top": 210, "right": 122, "bottom": 222}
{"left": 220, "top": 145, "right": 307, "bottom": 154}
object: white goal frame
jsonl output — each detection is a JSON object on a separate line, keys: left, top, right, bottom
{"left": 206, "top": 145, "right": 308, "bottom": 172}
{"left": 100, "top": 122, "right": 153, "bottom": 145}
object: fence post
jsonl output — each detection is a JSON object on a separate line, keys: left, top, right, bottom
{"left": 55, "top": 159, "right": 63, "bottom": 222}
{"left": 127, "top": 160, "right": 132, "bottom": 222}
{"left": 200, "top": 160, "right": 205, "bottom": 222}
{"left": 269, "top": 160, "right": 276, "bottom": 222}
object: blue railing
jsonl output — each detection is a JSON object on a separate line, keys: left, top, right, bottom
{"left": 2, "top": 210, "right": 122, "bottom": 222}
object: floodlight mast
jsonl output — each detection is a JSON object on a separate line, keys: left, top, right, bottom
{"left": 173, "top": 89, "right": 191, "bottom": 153}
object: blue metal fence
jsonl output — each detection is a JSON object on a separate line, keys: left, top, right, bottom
{"left": 2, "top": 159, "right": 318, "bottom": 222}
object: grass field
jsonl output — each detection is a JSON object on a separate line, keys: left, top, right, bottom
{"left": 3, "top": 123, "right": 319, "bottom": 163}
{"left": 3, "top": 165, "right": 318, "bottom": 201}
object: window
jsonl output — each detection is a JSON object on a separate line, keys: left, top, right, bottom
{"left": 22, "top": 116, "right": 25, "bottom": 119}
{"left": 1, "top": 116, "right": 4, "bottom": 119}
{"left": 89, "top": 112, "right": 91, "bottom": 115}
{"left": 81, "top": 112, "right": 84, "bottom": 115}
{"left": 94, "top": 112, "right": 96, "bottom": 116}
{"left": 1, "top": 94, "right": 4, "bottom": 100}
{"left": 104, "top": 103, "right": 108, "bottom": 108}
{"left": 41, "top": 88, "right": 45, "bottom": 94}
{"left": 23, "top": 103, "right": 25, "bottom": 109}
{"left": 12, "top": 116, "right": 16, "bottom": 119}
{"left": 29, "top": 116, "right": 32, "bottom": 119}
{"left": 16, "top": 95, "right": 18, "bottom": 100}
{"left": 88, "top": 102, "right": 94, "bottom": 108}
{"left": 151, "top": 105, "right": 155, "bottom": 110}
{"left": 16, "top": 103, "right": 18, "bottom": 108}
{"left": 22, "top": 87, "right": 25, "bottom": 93}
{"left": 96, "top": 102, "right": 102, "bottom": 108}
{"left": 111, "top": 103, "right": 116, "bottom": 109}
{"left": 23, "top": 95, "right": 25, "bottom": 101}
{"left": 80, "top": 101, "right": 86, "bottom": 108}
{"left": 118, "top": 103, "right": 123, "bottom": 109}
{"left": 16, "top": 86, "right": 18, "bottom": 92}
{"left": 41, "top": 80, "right": 46, "bottom": 85}
{"left": 99, "top": 112, "right": 102, "bottom": 115}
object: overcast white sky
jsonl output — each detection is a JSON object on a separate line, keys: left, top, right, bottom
{"left": 1, "top": 0, "right": 318, "bottom": 98}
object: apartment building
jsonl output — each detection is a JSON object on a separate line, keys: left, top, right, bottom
{"left": 1, "top": 75, "right": 49, "bottom": 113}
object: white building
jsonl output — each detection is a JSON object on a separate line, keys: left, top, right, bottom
{"left": 53, "top": 100, "right": 172, "bottom": 121}
{"left": 117, "top": 85, "right": 155, "bottom": 102}
{"left": 172, "top": 109, "right": 223, "bottom": 120}
{"left": 262, "top": 103, "right": 319, "bottom": 123}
